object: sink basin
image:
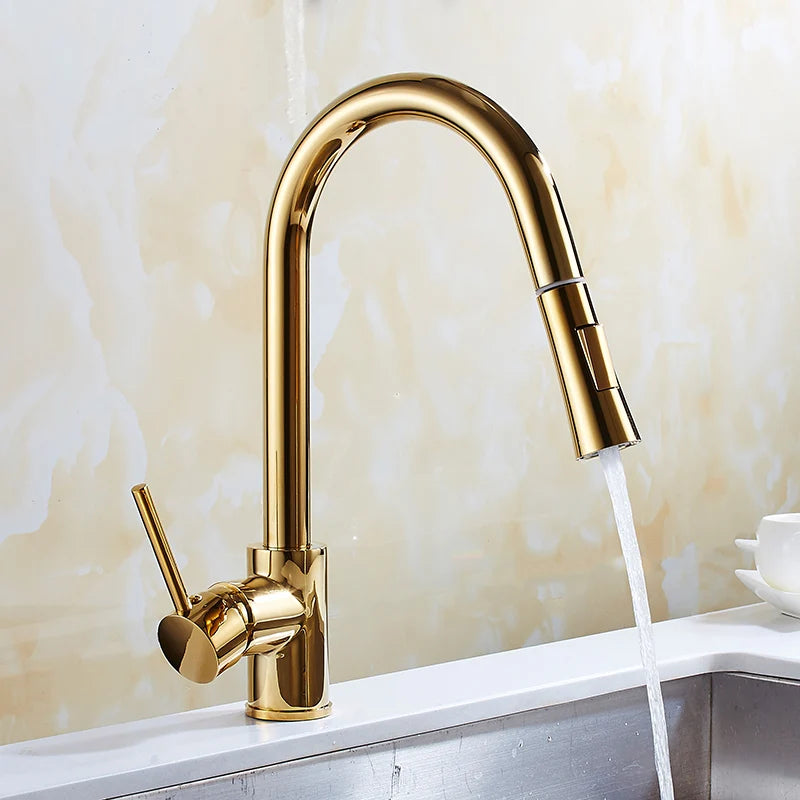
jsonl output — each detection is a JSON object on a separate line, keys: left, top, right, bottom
{"left": 2, "top": 603, "right": 799, "bottom": 799}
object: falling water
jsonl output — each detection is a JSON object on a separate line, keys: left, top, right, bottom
{"left": 598, "top": 446, "right": 675, "bottom": 800}
{"left": 282, "top": 0, "right": 307, "bottom": 136}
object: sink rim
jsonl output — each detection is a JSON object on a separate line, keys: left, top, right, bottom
{"left": 2, "top": 602, "right": 799, "bottom": 800}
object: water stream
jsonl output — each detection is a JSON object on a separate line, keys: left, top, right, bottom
{"left": 598, "top": 446, "right": 675, "bottom": 800}
{"left": 282, "top": 0, "right": 307, "bottom": 136}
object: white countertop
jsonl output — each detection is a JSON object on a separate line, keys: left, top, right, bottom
{"left": 2, "top": 602, "right": 799, "bottom": 799}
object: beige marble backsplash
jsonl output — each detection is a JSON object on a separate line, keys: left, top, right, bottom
{"left": 1, "top": 0, "right": 798, "bottom": 744}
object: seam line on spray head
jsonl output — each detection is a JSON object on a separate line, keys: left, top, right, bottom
{"left": 534, "top": 276, "right": 586, "bottom": 297}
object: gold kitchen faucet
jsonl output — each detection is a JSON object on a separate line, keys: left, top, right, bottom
{"left": 132, "top": 74, "right": 639, "bottom": 721}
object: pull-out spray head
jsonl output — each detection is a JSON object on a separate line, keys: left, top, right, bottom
{"left": 536, "top": 279, "right": 638, "bottom": 458}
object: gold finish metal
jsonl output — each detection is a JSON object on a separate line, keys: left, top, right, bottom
{"left": 132, "top": 484, "right": 191, "bottom": 616}
{"left": 537, "top": 282, "right": 638, "bottom": 458}
{"left": 577, "top": 324, "right": 617, "bottom": 392}
{"left": 264, "top": 73, "right": 639, "bottom": 551}
{"left": 130, "top": 485, "right": 329, "bottom": 717}
{"left": 245, "top": 546, "right": 330, "bottom": 720}
{"left": 134, "top": 73, "right": 640, "bottom": 723}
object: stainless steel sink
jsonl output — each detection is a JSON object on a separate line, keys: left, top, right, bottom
{"left": 125, "top": 672, "right": 799, "bottom": 799}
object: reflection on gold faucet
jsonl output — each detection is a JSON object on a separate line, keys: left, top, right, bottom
{"left": 132, "top": 74, "right": 639, "bottom": 721}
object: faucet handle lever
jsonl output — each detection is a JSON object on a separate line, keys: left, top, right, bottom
{"left": 132, "top": 483, "right": 192, "bottom": 616}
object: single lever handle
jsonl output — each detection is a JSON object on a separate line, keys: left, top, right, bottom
{"left": 132, "top": 483, "right": 192, "bottom": 616}
{"left": 131, "top": 484, "right": 307, "bottom": 684}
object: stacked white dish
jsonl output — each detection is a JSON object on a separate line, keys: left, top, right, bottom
{"left": 736, "top": 513, "right": 800, "bottom": 619}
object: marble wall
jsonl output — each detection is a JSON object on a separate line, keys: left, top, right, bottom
{"left": 2, "top": 0, "right": 798, "bottom": 744}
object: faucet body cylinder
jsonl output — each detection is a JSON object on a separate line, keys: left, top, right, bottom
{"left": 246, "top": 545, "right": 331, "bottom": 720}
{"left": 264, "top": 73, "right": 639, "bottom": 552}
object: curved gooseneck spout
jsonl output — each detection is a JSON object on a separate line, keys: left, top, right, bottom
{"left": 264, "top": 74, "right": 639, "bottom": 550}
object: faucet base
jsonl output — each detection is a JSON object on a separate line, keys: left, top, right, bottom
{"left": 245, "top": 702, "right": 333, "bottom": 721}
{"left": 245, "top": 545, "right": 332, "bottom": 721}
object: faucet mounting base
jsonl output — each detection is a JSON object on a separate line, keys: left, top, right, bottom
{"left": 244, "top": 702, "right": 333, "bottom": 721}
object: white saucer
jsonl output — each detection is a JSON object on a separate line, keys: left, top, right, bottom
{"left": 735, "top": 569, "right": 800, "bottom": 619}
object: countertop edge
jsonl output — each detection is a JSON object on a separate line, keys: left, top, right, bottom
{"left": 2, "top": 603, "right": 799, "bottom": 800}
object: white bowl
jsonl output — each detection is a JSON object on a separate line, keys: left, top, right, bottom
{"left": 735, "top": 513, "right": 800, "bottom": 592}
